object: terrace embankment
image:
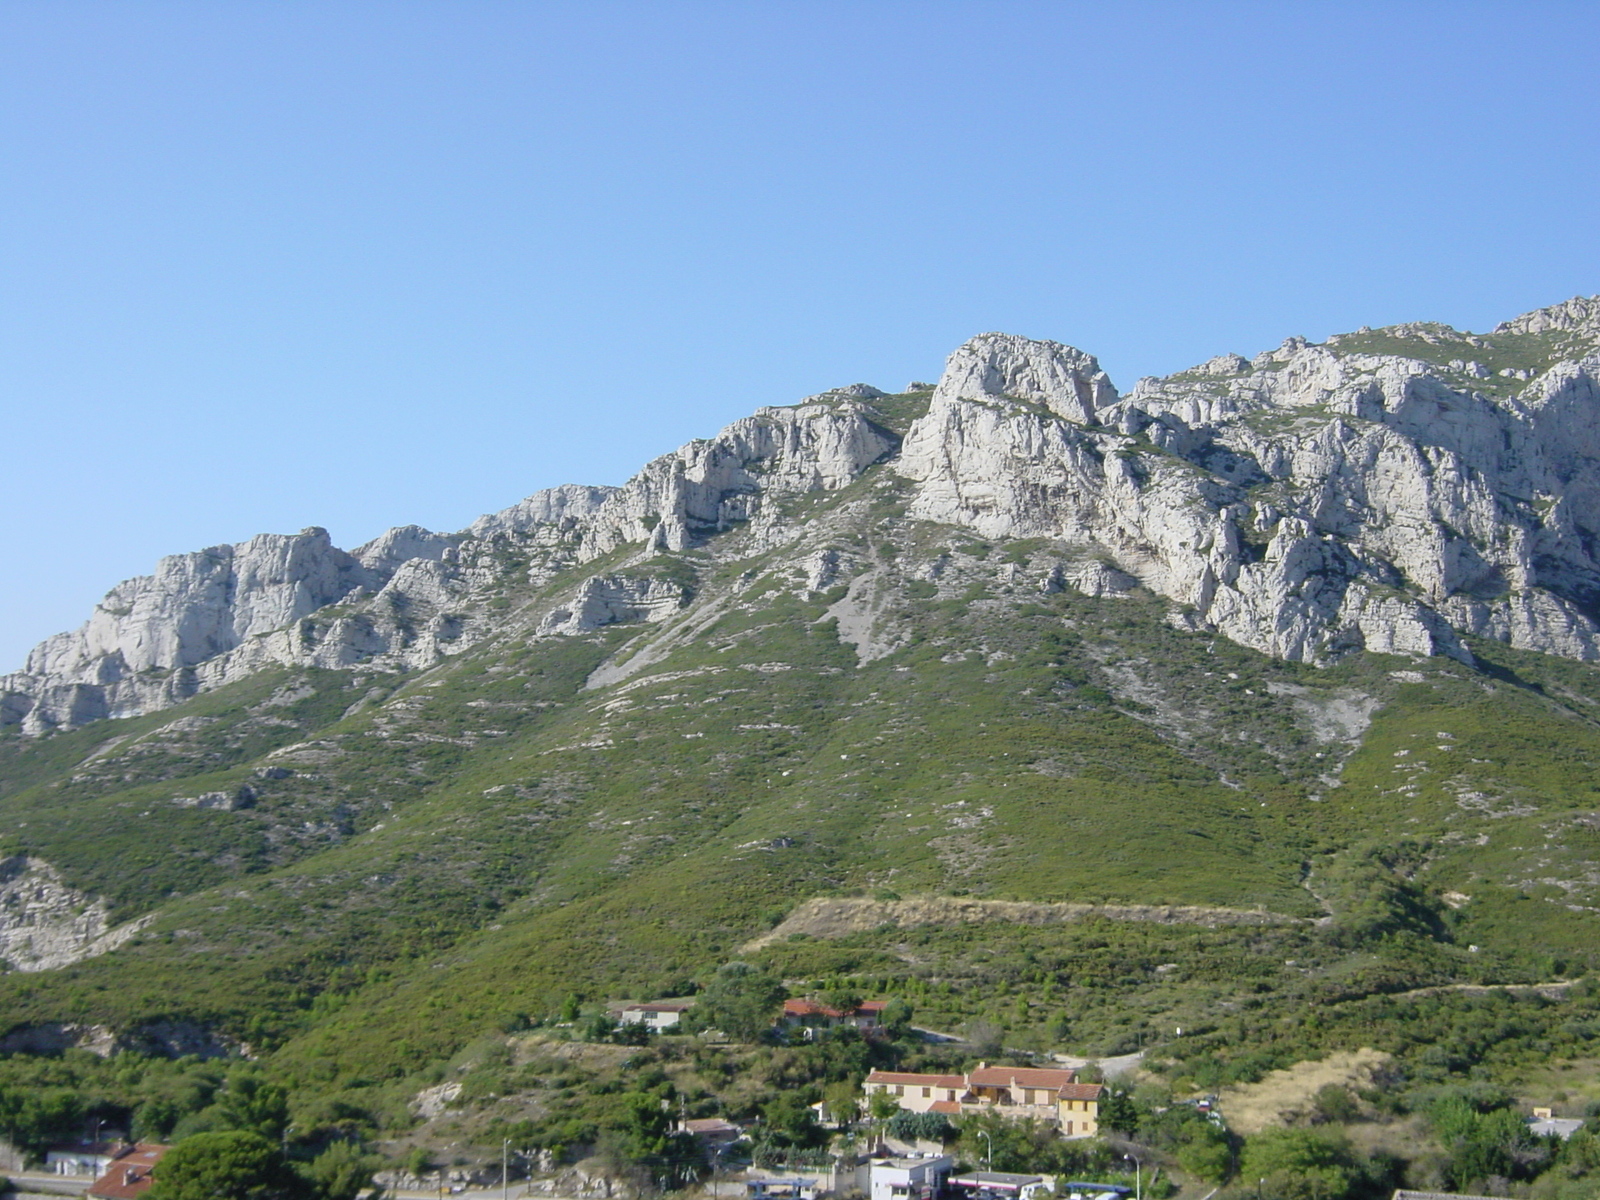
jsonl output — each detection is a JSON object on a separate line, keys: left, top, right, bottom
{"left": 742, "top": 894, "right": 1305, "bottom": 951}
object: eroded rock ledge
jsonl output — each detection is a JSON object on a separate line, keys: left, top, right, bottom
{"left": 0, "top": 856, "right": 153, "bottom": 972}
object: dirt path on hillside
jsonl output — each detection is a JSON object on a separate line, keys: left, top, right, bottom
{"left": 741, "top": 895, "right": 1306, "bottom": 951}
{"left": 1380, "top": 980, "right": 1576, "bottom": 1001}
{"left": 1217, "top": 1048, "right": 1391, "bottom": 1134}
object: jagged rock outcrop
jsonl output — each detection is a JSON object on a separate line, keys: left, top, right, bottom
{"left": 0, "top": 857, "right": 153, "bottom": 971}
{"left": 2, "top": 388, "right": 899, "bottom": 731}
{"left": 8, "top": 297, "right": 1600, "bottom": 731}
{"left": 898, "top": 299, "right": 1600, "bottom": 664}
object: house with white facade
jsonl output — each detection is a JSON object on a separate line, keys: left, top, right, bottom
{"left": 870, "top": 1155, "right": 954, "bottom": 1200}
{"left": 864, "top": 1064, "right": 1104, "bottom": 1137}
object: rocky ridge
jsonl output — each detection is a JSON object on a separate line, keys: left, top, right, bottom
{"left": 0, "top": 856, "right": 154, "bottom": 972}
{"left": 6, "top": 297, "right": 1600, "bottom": 734}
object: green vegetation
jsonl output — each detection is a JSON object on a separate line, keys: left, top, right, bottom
{"left": 2, "top": 390, "right": 1600, "bottom": 1189}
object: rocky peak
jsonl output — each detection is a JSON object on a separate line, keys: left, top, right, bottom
{"left": 12, "top": 297, "right": 1600, "bottom": 736}
{"left": 1493, "top": 295, "right": 1600, "bottom": 337}
{"left": 467, "top": 484, "right": 619, "bottom": 538}
{"left": 932, "top": 332, "right": 1118, "bottom": 422}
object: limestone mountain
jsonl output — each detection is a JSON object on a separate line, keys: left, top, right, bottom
{"left": 9, "top": 298, "right": 1600, "bottom": 736}
{"left": 1, "top": 298, "right": 1600, "bottom": 1094}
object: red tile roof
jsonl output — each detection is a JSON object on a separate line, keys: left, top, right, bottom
{"left": 929, "top": 1100, "right": 963, "bottom": 1114}
{"left": 966, "top": 1066, "right": 1079, "bottom": 1090}
{"left": 87, "top": 1144, "right": 168, "bottom": 1200}
{"left": 866, "top": 1070, "right": 967, "bottom": 1088}
{"left": 684, "top": 1118, "right": 742, "bottom": 1135}
{"left": 1057, "top": 1083, "right": 1104, "bottom": 1101}
{"left": 784, "top": 998, "right": 888, "bottom": 1020}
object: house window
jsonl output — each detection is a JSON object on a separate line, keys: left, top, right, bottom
{"left": 894, "top": 1086, "right": 903, "bottom": 1096}
{"left": 1024, "top": 1089, "right": 1035, "bottom": 1105}
{"left": 922, "top": 1088, "right": 930, "bottom": 1098}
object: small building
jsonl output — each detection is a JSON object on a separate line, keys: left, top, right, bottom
{"left": 681, "top": 1117, "right": 744, "bottom": 1147}
{"left": 1529, "top": 1108, "right": 1586, "bottom": 1140}
{"left": 1060, "top": 1183, "right": 1132, "bottom": 1200}
{"left": 869, "top": 1154, "right": 953, "bottom": 1200}
{"left": 87, "top": 1143, "right": 169, "bottom": 1200}
{"left": 45, "top": 1141, "right": 120, "bottom": 1177}
{"left": 613, "top": 1000, "right": 695, "bottom": 1030}
{"left": 746, "top": 1178, "right": 821, "bottom": 1200}
{"left": 949, "top": 1171, "right": 1051, "bottom": 1200}
{"left": 781, "top": 998, "right": 890, "bottom": 1036}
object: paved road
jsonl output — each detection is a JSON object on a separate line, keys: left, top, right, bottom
{"left": 909, "top": 1027, "right": 1147, "bottom": 1078}
{"left": 6, "top": 1172, "right": 92, "bottom": 1197}
{"left": 1049, "top": 1050, "right": 1145, "bottom": 1078}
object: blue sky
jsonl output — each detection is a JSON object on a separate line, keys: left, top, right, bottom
{"left": 3, "top": 1, "right": 1597, "bottom": 672}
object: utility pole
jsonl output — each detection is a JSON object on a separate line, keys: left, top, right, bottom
{"left": 503, "top": 1138, "right": 511, "bottom": 1200}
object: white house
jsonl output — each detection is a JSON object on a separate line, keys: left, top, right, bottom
{"left": 613, "top": 1000, "right": 694, "bottom": 1030}
{"left": 46, "top": 1142, "right": 119, "bottom": 1177}
{"left": 870, "top": 1155, "right": 954, "bottom": 1200}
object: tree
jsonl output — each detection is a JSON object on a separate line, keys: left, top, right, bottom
{"left": 1240, "top": 1128, "right": 1363, "bottom": 1200}
{"left": 886, "top": 1111, "right": 954, "bottom": 1144}
{"left": 695, "top": 963, "right": 787, "bottom": 1041}
{"left": 817, "top": 987, "right": 864, "bottom": 1016}
{"left": 213, "top": 1071, "right": 291, "bottom": 1142}
{"left": 147, "top": 1130, "right": 309, "bottom": 1200}
{"left": 1428, "top": 1096, "right": 1543, "bottom": 1189}
{"left": 822, "top": 1081, "right": 861, "bottom": 1127}
{"left": 869, "top": 1091, "right": 902, "bottom": 1124}
{"left": 880, "top": 998, "right": 915, "bottom": 1037}
{"left": 1098, "top": 1088, "right": 1140, "bottom": 1136}
{"left": 966, "top": 1020, "right": 1004, "bottom": 1057}
{"left": 301, "top": 1143, "right": 380, "bottom": 1200}
{"left": 0, "top": 1085, "right": 84, "bottom": 1155}
{"left": 1309, "top": 1085, "right": 1357, "bottom": 1125}
{"left": 613, "top": 1092, "right": 700, "bottom": 1189}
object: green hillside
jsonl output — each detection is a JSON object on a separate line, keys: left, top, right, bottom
{"left": 3, "top": 364, "right": 1600, "bottom": 1194}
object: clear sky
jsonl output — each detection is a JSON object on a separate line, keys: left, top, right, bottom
{"left": 3, "top": 1, "right": 1597, "bottom": 672}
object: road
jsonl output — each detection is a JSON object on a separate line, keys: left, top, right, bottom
{"left": 5, "top": 1172, "right": 91, "bottom": 1198}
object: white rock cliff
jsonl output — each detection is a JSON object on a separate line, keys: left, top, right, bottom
{"left": 7, "top": 299, "right": 1600, "bottom": 732}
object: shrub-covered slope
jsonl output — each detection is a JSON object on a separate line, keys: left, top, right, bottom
{"left": 2, "top": 302, "right": 1600, "bottom": 1118}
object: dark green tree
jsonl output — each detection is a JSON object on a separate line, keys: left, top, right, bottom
{"left": 301, "top": 1142, "right": 381, "bottom": 1200}
{"left": 885, "top": 1111, "right": 953, "bottom": 1143}
{"left": 1098, "top": 1088, "right": 1140, "bottom": 1135}
{"left": 880, "top": 998, "right": 915, "bottom": 1037}
{"left": 213, "top": 1070, "right": 291, "bottom": 1141}
{"left": 1240, "top": 1128, "right": 1364, "bottom": 1200}
{"left": 0, "top": 1085, "right": 83, "bottom": 1156}
{"left": 695, "top": 963, "right": 787, "bottom": 1041}
{"left": 146, "top": 1130, "right": 308, "bottom": 1200}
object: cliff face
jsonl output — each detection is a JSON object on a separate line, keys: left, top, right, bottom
{"left": 900, "top": 300, "right": 1600, "bottom": 665}
{"left": 6, "top": 298, "right": 1600, "bottom": 733}
{"left": 0, "top": 857, "right": 151, "bottom": 972}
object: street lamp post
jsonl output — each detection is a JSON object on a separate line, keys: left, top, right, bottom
{"left": 1124, "top": 1154, "right": 1141, "bottom": 1200}
{"left": 979, "top": 1131, "right": 993, "bottom": 1173}
{"left": 503, "top": 1138, "right": 511, "bottom": 1200}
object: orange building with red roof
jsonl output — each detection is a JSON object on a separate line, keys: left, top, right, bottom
{"left": 864, "top": 1064, "right": 1103, "bottom": 1137}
